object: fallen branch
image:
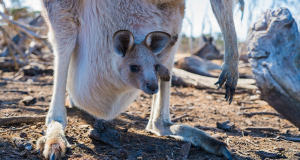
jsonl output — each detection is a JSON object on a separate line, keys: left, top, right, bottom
{"left": 0, "top": 26, "right": 26, "bottom": 61}
{"left": 172, "top": 68, "right": 257, "bottom": 90}
{"left": 0, "top": 125, "right": 30, "bottom": 133}
{"left": 255, "top": 151, "right": 280, "bottom": 158}
{"left": 0, "top": 116, "right": 46, "bottom": 126}
{"left": 171, "top": 114, "right": 189, "bottom": 122}
{"left": 0, "top": 11, "right": 47, "bottom": 40}
{"left": 0, "top": 26, "right": 18, "bottom": 69}
{"left": 282, "top": 136, "right": 300, "bottom": 142}
{"left": 238, "top": 112, "right": 281, "bottom": 117}
{"left": 243, "top": 127, "right": 280, "bottom": 132}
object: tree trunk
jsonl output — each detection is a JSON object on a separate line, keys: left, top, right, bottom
{"left": 247, "top": 8, "right": 300, "bottom": 128}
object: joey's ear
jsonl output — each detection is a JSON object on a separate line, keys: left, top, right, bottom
{"left": 202, "top": 36, "right": 207, "bottom": 42}
{"left": 145, "top": 31, "right": 171, "bottom": 54}
{"left": 158, "top": 64, "right": 170, "bottom": 81}
{"left": 113, "top": 30, "right": 134, "bottom": 57}
{"left": 208, "top": 37, "right": 214, "bottom": 44}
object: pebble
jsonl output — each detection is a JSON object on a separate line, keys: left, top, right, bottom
{"left": 20, "top": 132, "right": 27, "bottom": 138}
{"left": 20, "top": 96, "right": 37, "bottom": 106}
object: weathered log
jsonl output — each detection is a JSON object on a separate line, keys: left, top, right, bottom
{"left": 172, "top": 68, "right": 257, "bottom": 90}
{"left": 0, "top": 116, "right": 46, "bottom": 126}
{"left": 247, "top": 8, "right": 300, "bottom": 128}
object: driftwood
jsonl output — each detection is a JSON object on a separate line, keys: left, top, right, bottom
{"left": 243, "top": 127, "right": 280, "bottom": 132}
{"left": 0, "top": 115, "right": 46, "bottom": 126}
{"left": 238, "top": 112, "right": 281, "bottom": 117}
{"left": 172, "top": 68, "right": 257, "bottom": 90}
{"left": 247, "top": 8, "right": 300, "bottom": 128}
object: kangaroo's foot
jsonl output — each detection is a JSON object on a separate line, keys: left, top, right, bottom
{"left": 215, "top": 63, "right": 239, "bottom": 104}
{"left": 146, "top": 122, "right": 232, "bottom": 160}
{"left": 37, "top": 121, "right": 69, "bottom": 160}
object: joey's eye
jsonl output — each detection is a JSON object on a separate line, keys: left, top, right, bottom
{"left": 155, "top": 65, "right": 160, "bottom": 71}
{"left": 130, "top": 65, "right": 139, "bottom": 72}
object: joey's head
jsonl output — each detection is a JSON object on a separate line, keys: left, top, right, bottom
{"left": 113, "top": 30, "right": 171, "bottom": 94}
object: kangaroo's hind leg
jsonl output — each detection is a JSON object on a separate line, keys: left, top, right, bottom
{"left": 146, "top": 44, "right": 232, "bottom": 159}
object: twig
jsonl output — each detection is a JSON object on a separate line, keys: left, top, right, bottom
{"left": 244, "top": 138, "right": 259, "bottom": 147}
{"left": 0, "top": 27, "right": 18, "bottom": 70}
{"left": 0, "top": 26, "right": 26, "bottom": 61}
{"left": 171, "top": 114, "right": 189, "bottom": 122}
{"left": 0, "top": 115, "right": 46, "bottom": 126}
{"left": 243, "top": 127, "right": 280, "bottom": 132}
{"left": 238, "top": 112, "right": 281, "bottom": 117}
{"left": 0, "top": 125, "right": 30, "bottom": 133}
{"left": 0, "top": 11, "right": 47, "bottom": 40}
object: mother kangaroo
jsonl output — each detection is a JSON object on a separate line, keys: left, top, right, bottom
{"left": 38, "top": 0, "right": 239, "bottom": 159}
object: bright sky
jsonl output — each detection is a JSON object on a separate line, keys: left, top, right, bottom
{"left": 4, "top": 0, "right": 299, "bottom": 42}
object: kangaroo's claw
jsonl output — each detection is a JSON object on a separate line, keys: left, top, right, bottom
{"left": 215, "top": 65, "right": 238, "bottom": 104}
{"left": 37, "top": 121, "right": 68, "bottom": 160}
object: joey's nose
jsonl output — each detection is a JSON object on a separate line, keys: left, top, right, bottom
{"left": 146, "top": 82, "right": 158, "bottom": 93}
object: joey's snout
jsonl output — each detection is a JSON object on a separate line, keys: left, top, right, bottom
{"left": 145, "top": 82, "right": 159, "bottom": 94}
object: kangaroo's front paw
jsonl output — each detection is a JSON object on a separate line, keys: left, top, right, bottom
{"left": 37, "top": 121, "right": 69, "bottom": 160}
{"left": 215, "top": 64, "right": 239, "bottom": 104}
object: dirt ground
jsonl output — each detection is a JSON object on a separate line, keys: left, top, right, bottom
{"left": 0, "top": 62, "right": 300, "bottom": 160}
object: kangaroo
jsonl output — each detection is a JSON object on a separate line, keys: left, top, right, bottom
{"left": 37, "top": 0, "right": 239, "bottom": 159}
{"left": 194, "top": 36, "right": 224, "bottom": 60}
{"left": 175, "top": 55, "right": 221, "bottom": 77}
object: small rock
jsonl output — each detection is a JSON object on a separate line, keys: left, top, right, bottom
{"left": 79, "top": 125, "right": 89, "bottom": 129}
{"left": 19, "top": 132, "right": 27, "bottom": 138}
{"left": 274, "top": 148, "right": 285, "bottom": 152}
{"left": 245, "top": 119, "right": 253, "bottom": 126}
{"left": 216, "top": 121, "right": 235, "bottom": 132}
{"left": 137, "top": 156, "right": 143, "bottom": 159}
{"left": 12, "top": 137, "right": 32, "bottom": 150}
{"left": 117, "top": 149, "right": 127, "bottom": 159}
{"left": 89, "top": 119, "right": 120, "bottom": 148}
{"left": 180, "top": 142, "right": 191, "bottom": 159}
{"left": 20, "top": 96, "right": 37, "bottom": 106}
{"left": 38, "top": 97, "right": 45, "bottom": 101}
